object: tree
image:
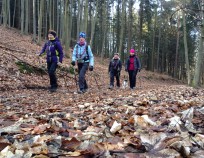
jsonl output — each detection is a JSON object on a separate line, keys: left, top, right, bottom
{"left": 38, "top": 0, "right": 44, "bottom": 44}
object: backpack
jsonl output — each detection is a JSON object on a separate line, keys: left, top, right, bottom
{"left": 76, "top": 44, "right": 89, "bottom": 60}
{"left": 46, "top": 41, "right": 60, "bottom": 57}
{"left": 111, "top": 59, "right": 120, "bottom": 70}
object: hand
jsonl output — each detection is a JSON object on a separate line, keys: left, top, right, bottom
{"left": 138, "top": 69, "right": 141, "bottom": 72}
{"left": 125, "top": 69, "right": 128, "bottom": 72}
{"left": 71, "top": 61, "right": 75, "bottom": 66}
{"left": 89, "top": 66, "right": 93, "bottom": 71}
{"left": 57, "top": 62, "right": 62, "bottom": 67}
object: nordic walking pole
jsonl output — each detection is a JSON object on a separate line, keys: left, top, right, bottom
{"left": 73, "top": 67, "right": 79, "bottom": 92}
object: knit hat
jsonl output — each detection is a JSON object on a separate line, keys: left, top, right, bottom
{"left": 114, "top": 53, "right": 119, "bottom": 56}
{"left": 130, "top": 49, "right": 135, "bottom": 53}
{"left": 79, "top": 32, "right": 86, "bottom": 38}
{"left": 48, "top": 30, "right": 57, "bottom": 37}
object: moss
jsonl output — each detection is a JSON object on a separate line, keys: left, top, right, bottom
{"left": 15, "top": 61, "right": 46, "bottom": 75}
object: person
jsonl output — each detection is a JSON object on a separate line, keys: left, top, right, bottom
{"left": 125, "top": 49, "right": 141, "bottom": 90}
{"left": 39, "top": 30, "right": 64, "bottom": 92}
{"left": 108, "top": 53, "right": 122, "bottom": 89}
{"left": 71, "top": 32, "right": 94, "bottom": 94}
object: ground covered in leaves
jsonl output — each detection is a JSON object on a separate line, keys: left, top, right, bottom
{"left": 0, "top": 26, "right": 204, "bottom": 158}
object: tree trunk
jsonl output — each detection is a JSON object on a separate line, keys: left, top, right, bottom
{"left": 37, "top": 0, "right": 44, "bottom": 44}
{"left": 138, "top": 0, "right": 144, "bottom": 53}
{"left": 25, "top": 0, "right": 28, "bottom": 34}
{"left": 151, "top": 3, "right": 158, "bottom": 72}
{"left": 101, "top": 1, "right": 108, "bottom": 61}
{"left": 90, "top": 0, "right": 99, "bottom": 47}
{"left": 174, "top": 11, "right": 180, "bottom": 78}
{"left": 127, "top": 0, "right": 134, "bottom": 52}
{"left": 12, "top": 0, "right": 17, "bottom": 27}
{"left": 118, "top": 0, "right": 126, "bottom": 62}
{"left": 76, "top": 0, "right": 81, "bottom": 39}
{"left": 21, "top": 0, "right": 24, "bottom": 34}
{"left": 182, "top": 10, "right": 191, "bottom": 85}
{"left": 33, "top": 0, "right": 36, "bottom": 41}
{"left": 83, "top": 0, "right": 88, "bottom": 33}
{"left": 193, "top": 0, "right": 204, "bottom": 87}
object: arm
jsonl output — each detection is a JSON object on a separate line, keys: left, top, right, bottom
{"left": 119, "top": 60, "right": 122, "bottom": 71}
{"left": 72, "top": 45, "right": 77, "bottom": 62}
{"left": 56, "top": 41, "right": 64, "bottom": 63}
{"left": 39, "top": 42, "right": 47, "bottom": 56}
{"left": 87, "top": 45, "right": 94, "bottom": 66}
{"left": 108, "top": 61, "right": 111, "bottom": 72}
{"left": 136, "top": 57, "right": 141, "bottom": 70}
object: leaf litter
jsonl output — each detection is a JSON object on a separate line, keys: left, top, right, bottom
{"left": 0, "top": 26, "right": 204, "bottom": 157}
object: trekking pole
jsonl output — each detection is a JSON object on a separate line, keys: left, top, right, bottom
{"left": 73, "top": 67, "right": 79, "bottom": 92}
{"left": 91, "top": 71, "right": 100, "bottom": 90}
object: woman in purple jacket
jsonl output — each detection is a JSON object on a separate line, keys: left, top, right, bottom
{"left": 39, "top": 30, "right": 64, "bottom": 92}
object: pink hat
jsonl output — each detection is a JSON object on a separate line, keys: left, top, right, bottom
{"left": 130, "top": 49, "right": 135, "bottom": 53}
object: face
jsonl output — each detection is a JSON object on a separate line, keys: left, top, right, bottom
{"left": 48, "top": 34, "right": 54, "bottom": 39}
{"left": 130, "top": 52, "right": 135, "bottom": 56}
{"left": 79, "top": 37, "right": 85, "bottom": 43}
{"left": 114, "top": 54, "right": 119, "bottom": 59}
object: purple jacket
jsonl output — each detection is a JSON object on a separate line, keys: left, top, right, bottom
{"left": 39, "top": 38, "right": 64, "bottom": 63}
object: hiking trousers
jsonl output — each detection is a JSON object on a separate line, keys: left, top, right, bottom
{"left": 128, "top": 70, "right": 138, "bottom": 89}
{"left": 47, "top": 62, "right": 58, "bottom": 88}
{"left": 78, "top": 62, "right": 88, "bottom": 91}
{"left": 110, "top": 71, "right": 120, "bottom": 87}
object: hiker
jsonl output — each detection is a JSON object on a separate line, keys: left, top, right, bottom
{"left": 108, "top": 53, "right": 122, "bottom": 89}
{"left": 38, "top": 30, "right": 64, "bottom": 92}
{"left": 125, "top": 49, "right": 141, "bottom": 89}
{"left": 71, "top": 32, "right": 94, "bottom": 94}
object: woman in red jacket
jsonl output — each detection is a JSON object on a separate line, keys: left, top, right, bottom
{"left": 125, "top": 49, "right": 141, "bottom": 89}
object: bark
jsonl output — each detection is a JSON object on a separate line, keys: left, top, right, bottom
{"left": 90, "top": 0, "right": 99, "bottom": 47}
{"left": 118, "top": 0, "right": 126, "bottom": 61}
{"left": 33, "top": 0, "right": 36, "bottom": 41}
{"left": 182, "top": 10, "right": 191, "bottom": 85}
{"left": 21, "top": 0, "right": 24, "bottom": 34}
{"left": 37, "top": 0, "right": 44, "bottom": 44}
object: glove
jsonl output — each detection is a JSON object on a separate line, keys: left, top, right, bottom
{"left": 125, "top": 69, "right": 128, "bottom": 72}
{"left": 71, "top": 61, "right": 75, "bottom": 66}
{"left": 89, "top": 66, "right": 93, "bottom": 71}
{"left": 138, "top": 69, "right": 141, "bottom": 72}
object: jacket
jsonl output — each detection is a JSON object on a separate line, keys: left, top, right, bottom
{"left": 125, "top": 55, "right": 141, "bottom": 71}
{"left": 108, "top": 58, "right": 122, "bottom": 72}
{"left": 72, "top": 42, "right": 94, "bottom": 66}
{"left": 39, "top": 38, "right": 64, "bottom": 63}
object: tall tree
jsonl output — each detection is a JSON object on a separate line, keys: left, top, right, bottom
{"left": 118, "top": 0, "right": 126, "bottom": 61}
{"left": 182, "top": 9, "right": 191, "bottom": 85}
{"left": 38, "top": 0, "right": 44, "bottom": 44}
{"left": 21, "top": 0, "right": 24, "bottom": 34}
{"left": 33, "top": 0, "right": 36, "bottom": 41}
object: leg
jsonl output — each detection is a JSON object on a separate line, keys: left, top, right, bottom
{"left": 128, "top": 70, "right": 134, "bottom": 88}
{"left": 78, "top": 63, "right": 89, "bottom": 91}
{"left": 132, "top": 70, "right": 138, "bottom": 88}
{"left": 110, "top": 71, "right": 114, "bottom": 88}
{"left": 48, "top": 62, "right": 58, "bottom": 90}
{"left": 116, "top": 72, "right": 120, "bottom": 87}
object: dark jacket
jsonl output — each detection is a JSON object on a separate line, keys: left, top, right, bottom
{"left": 39, "top": 38, "right": 64, "bottom": 63}
{"left": 108, "top": 58, "right": 122, "bottom": 72}
{"left": 125, "top": 55, "right": 141, "bottom": 71}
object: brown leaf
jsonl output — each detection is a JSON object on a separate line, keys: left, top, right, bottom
{"left": 61, "top": 137, "right": 81, "bottom": 151}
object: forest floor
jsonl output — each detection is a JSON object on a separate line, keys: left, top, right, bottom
{"left": 0, "top": 26, "right": 204, "bottom": 158}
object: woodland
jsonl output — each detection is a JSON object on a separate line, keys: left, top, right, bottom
{"left": 0, "top": 0, "right": 204, "bottom": 158}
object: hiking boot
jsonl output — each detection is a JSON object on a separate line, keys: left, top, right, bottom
{"left": 50, "top": 87, "right": 57, "bottom": 92}
{"left": 78, "top": 89, "right": 85, "bottom": 94}
{"left": 109, "top": 85, "right": 113, "bottom": 89}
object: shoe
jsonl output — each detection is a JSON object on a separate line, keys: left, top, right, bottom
{"left": 78, "top": 90, "right": 85, "bottom": 94}
{"left": 109, "top": 85, "right": 113, "bottom": 89}
{"left": 50, "top": 87, "right": 57, "bottom": 92}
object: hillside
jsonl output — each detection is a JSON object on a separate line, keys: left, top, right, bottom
{"left": 0, "top": 26, "right": 204, "bottom": 158}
